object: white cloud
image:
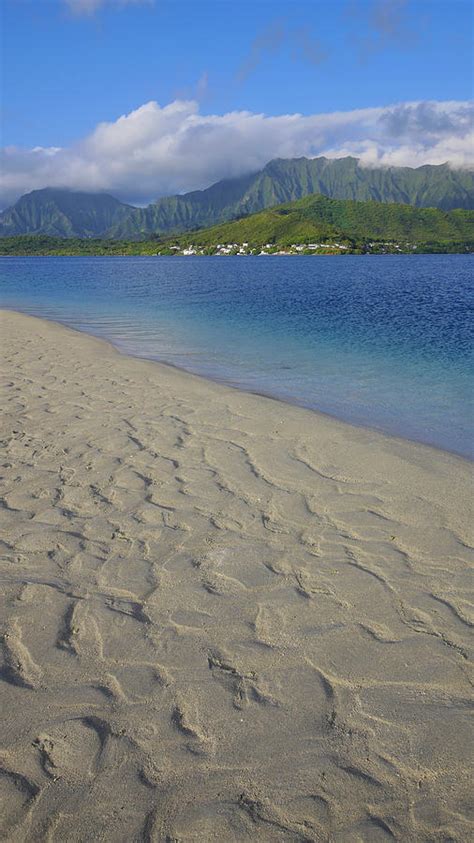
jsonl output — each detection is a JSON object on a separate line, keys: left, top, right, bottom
{"left": 1, "top": 99, "right": 473, "bottom": 208}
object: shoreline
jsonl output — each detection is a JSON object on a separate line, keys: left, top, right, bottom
{"left": 2, "top": 305, "right": 472, "bottom": 463}
{"left": 1, "top": 308, "right": 472, "bottom": 841}
{"left": 1, "top": 250, "right": 472, "bottom": 257}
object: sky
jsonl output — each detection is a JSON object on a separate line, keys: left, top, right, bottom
{"left": 1, "top": 0, "right": 473, "bottom": 207}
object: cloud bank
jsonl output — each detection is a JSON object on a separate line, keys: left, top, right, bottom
{"left": 1, "top": 99, "right": 472, "bottom": 207}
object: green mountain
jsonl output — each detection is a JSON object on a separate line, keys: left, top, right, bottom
{"left": 1, "top": 158, "right": 474, "bottom": 239}
{"left": 0, "top": 188, "right": 133, "bottom": 238}
{"left": 2, "top": 194, "right": 472, "bottom": 256}
{"left": 108, "top": 158, "right": 474, "bottom": 239}
{"left": 160, "top": 193, "right": 474, "bottom": 251}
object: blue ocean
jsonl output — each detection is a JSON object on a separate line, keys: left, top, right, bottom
{"left": 1, "top": 255, "right": 472, "bottom": 458}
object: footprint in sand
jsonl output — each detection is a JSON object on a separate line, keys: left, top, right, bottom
{"left": 33, "top": 718, "right": 104, "bottom": 782}
{"left": 0, "top": 768, "right": 39, "bottom": 836}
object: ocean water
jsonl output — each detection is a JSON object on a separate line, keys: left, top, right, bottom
{"left": 1, "top": 255, "right": 472, "bottom": 458}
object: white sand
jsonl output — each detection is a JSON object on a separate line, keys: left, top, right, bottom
{"left": 0, "top": 309, "right": 473, "bottom": 842}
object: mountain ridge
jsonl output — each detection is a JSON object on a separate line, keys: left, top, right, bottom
{"left": 1, "top": 156, "right": 474, "bottom": 239}
{"left": 0, "top": 188, "right": 134, "bottom": 239}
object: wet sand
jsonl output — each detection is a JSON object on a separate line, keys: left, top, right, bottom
{"left": 0, "top": 309, "right": 473, "bottom": 842}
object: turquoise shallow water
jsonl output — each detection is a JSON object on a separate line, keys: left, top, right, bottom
{"left": 1, "top": 254, "right": 472, "bottom": 458}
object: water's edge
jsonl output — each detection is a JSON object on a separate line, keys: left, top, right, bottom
{"left": 3, "top": 306, "right": 471, "bottom": 465}
{"left": 1, "top": 253, "right": 472, "bottom": 459}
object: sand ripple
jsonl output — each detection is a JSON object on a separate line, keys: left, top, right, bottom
{"left": 0, "top": 311, "right": 473, "bottom": 842}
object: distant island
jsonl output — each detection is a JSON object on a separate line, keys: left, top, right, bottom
{"left": 1, "top": 193, "right": 472, "bottom": 256}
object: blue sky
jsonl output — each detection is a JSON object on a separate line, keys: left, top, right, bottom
{"left": 1, "top": 0, "right": 473, "bottom": 205}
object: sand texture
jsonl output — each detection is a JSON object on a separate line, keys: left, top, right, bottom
{"left": 0, "top": 309, "right": 473, "bottom": 842}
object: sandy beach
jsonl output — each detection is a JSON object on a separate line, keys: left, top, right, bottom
{"left": 0, "top": 308, "right": 472, "bottom": 842}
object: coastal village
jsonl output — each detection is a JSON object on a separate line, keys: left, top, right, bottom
{"left": 156, "top": 240, "right": 417, "bottom": 256}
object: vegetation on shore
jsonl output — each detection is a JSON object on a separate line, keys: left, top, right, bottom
{"left": 1, "top": 193, "right": 472, "bottom": 256}
{"left": 0, "top": 235, "right": 156, "bottom": 256}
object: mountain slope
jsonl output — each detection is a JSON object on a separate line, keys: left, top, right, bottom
{"left": 108, "top": 158, "right": 474, "bottom": 238}
{"left": 160, "top": 193, "right": 474, "bottom": 249}
{"left": 253, "top": 157, "right": 474, "bottom": 210}
{"left": 0, "top": 188, "right": 133, "bottom": 238}
{"left": 104, "top": 171, "right": 259, "bottom": 239}
{"left": 1, "top": 158, "right": 474, "bottom": 239}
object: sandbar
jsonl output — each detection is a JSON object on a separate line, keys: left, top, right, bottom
{"left": 0, "top": 309, "right": 472, "bottom": 841}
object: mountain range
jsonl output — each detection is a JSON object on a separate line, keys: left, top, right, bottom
{"left": 2, "top": 193, "right": 472, "bottom": 256}
{"left": 1, "top": 156, "right": 474, "bottom": 240}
